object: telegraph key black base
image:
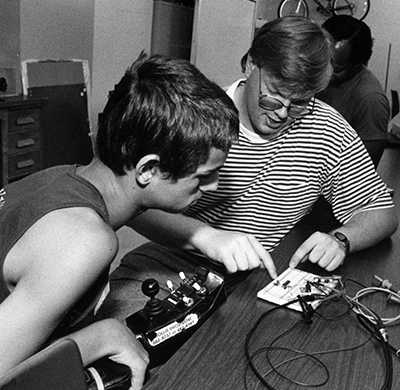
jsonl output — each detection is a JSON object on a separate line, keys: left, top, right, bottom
{"left": 126, "top": 266, "right": 226, "bottom": 368}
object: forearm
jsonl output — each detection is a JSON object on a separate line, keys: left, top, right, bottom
{"left": 126, "top": 209, "right": 214, "bottom": 251}
{"left": 290, "top": 207, "right": 398, "bottom": 271}
{"left": 66, "top": 319, "right": 127, "bottom": 366}
{"left": 331, "top": 207, "right": 398, "bottom": 253}
{"left": 126, "top": 209, "right": 277, "bottom": 277}
{"left": 67, "top": 319, "right": 149, "bottom": 390}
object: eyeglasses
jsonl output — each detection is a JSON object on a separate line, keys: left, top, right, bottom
{"left": 258, "top": 70, "right": 314, "bottom": 119}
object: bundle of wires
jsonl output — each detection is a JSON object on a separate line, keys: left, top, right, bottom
{"left": 244, "top": 278, "right": 398, "bottom": 390}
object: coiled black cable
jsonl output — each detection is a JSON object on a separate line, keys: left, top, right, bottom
{"left": 245, "top": 294, "right": 393, "bottom": 390}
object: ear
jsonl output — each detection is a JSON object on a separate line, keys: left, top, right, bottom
{"left": 244, "top": 54, "right": 256, "bottom": 79}
{"left": 135, "top": 154, "right": 160, "bottom": 186}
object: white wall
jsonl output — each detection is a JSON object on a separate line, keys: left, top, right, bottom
{"left": 91, "top": 0, "right": 153, "bottom": 133}
{"left": 20, "top": 0, "right": 94, "bottom": 68}
{"left": 364, "top": 4, "right": 400, "bottom": 95}
{"left": 191, "top": 0, "right": 256, "bottom": 87}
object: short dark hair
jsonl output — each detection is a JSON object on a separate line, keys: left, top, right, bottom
{"left": 322, "top": 15, "right": 373, "bottom": 65}
{"left": 241, "top": 16, "right": 333, "bottom": 96}
{"left": 96, "top": 52, "right": 239, "bottom": 180}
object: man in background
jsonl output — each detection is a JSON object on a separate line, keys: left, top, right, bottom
{"left": 317, "top": 15, "right": 390, "bottom": 168}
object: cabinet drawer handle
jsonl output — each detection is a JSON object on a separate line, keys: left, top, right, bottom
{"left": 17, "top": 159, "right": 35, "bottom": 169}
{"left": 16, "top": 116, "right": 35, "bottom": 126}
{"left": 17, "top": 138, "right": 35, "bottom": 148}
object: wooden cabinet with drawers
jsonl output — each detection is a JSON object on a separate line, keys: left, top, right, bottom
{"left": 0, "top": 96, "right": 46, "bottom": 187}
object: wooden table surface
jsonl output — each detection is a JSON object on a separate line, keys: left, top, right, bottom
{"left": 143, "top": 146, "right": 400, "bottom": 390}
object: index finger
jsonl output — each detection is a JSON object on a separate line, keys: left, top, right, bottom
{"left": 289, "top": 237, "right": 316, "bottom": 269}
{"left": 250, "top": 237, "right": 277, "bottom": 279}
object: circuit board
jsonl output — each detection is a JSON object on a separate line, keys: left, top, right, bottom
{"left": 257, "top": 267, "right": 340, "bottom": 312}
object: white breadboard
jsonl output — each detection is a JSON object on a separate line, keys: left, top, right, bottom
{"left": 257, "top": 267, "right": 340, "bottom": 312}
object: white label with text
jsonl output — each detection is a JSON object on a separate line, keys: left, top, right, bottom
{"left": 148, "top": 313, "right": 199, "bottom": 346}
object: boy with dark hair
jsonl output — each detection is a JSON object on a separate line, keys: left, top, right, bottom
{"left": 0, "top": 52, "right": 239, "bottom": 389}
{"left": 97, "top": 52, "right": 237, "bottom": 179}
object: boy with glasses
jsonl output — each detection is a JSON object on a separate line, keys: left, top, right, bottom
{"left": 98, "top": 17, "right": 397, "bottom": 324}
{"left": 257, "top": 67, "right": 314, "bottom": 125}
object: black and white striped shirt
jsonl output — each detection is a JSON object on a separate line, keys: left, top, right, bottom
{"left": 184, "top": 80, "right": 393, "bottom": 251}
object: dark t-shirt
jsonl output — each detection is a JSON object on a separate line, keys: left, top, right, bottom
{"left": 0, "top": 165, "right": 110, "bottom": 335}
{"left": 317, "top": 66, "right": 390, "bottom": 141}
